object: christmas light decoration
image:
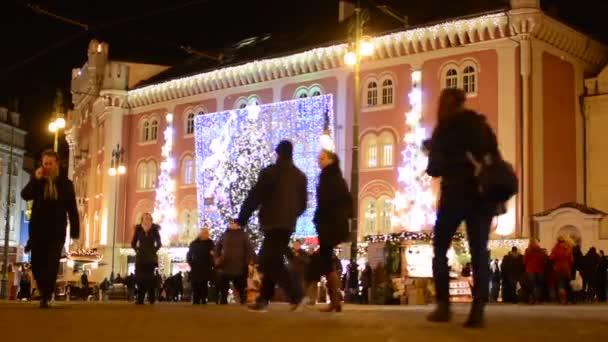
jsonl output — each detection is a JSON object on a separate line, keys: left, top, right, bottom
{"left": 393, "top": 70, "right": 436, "bottom": 232}
{"left": 153, "top": 113, "right": 178, "bottom": 245}
{"left": 364, "top": 231, "right": 465, "bottom": 244}
{"left": 195, "top": 95, "right": 334, "bottom": 245}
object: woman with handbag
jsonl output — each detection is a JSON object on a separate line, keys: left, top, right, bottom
{"left": 313, "top": 149, "right": 353, "bottom": 312}
{"left": 131, "top": 213, "right": 162, "bottom": 305}
{"left": 425, "top": 88, "right": 502, "bottom": 328}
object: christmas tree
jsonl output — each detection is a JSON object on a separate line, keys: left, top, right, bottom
{"left": 201, "top": 105, "right": 272, "bottom": 247}
{"left": 153, "top": 113, "right": 178, "bottom": 245}
{"left": 393, "top": 71, "right": 436, "bottom": 231}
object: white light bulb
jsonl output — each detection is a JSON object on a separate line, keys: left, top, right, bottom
{"left": 118, "top": 165, "right": 126, "bottom": 174}
{"left": 55, "top": 117, "right": 66, "bottom": 129}
{"left": 344, "top": 51, "right": 357, "bottom": 66}
{"left": 108, "top": 168, "right": 117, "bottom": 176}
{"left": 359, "top": 40, "right": 374, "bottom": 57}
{"left": 48, "top": 122, "right": 57, "bottom": 133}
{"left": 166, "top": 113, "right": 174, "bottom": 123}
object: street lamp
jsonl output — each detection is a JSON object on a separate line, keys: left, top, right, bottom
{"left": 48, "top": 115, "right": 66, "bottom": 152}
{"left": 344, "top": 5, "right": 374, "bottom": 275}
{"left": 108, "top": 143, "right": 126, "bottom": 283}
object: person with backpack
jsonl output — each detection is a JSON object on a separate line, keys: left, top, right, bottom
{"left": 215, "top": 222, "right": 255, "bottom": 305}
{"left": 425, "top": 88, "right": 514, "bottom": 328}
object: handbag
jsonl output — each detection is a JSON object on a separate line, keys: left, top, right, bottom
{"left": 466, "top": 151, "right": 518, "bottom": 203}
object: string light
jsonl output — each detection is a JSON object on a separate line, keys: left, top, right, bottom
{"left": 364, "top": 231, "right": 465, "bottom": 244}
{"left": 153, "top": 113, "right": 178, "bottom": 245}
{"left": 195, "top": 95, "right": 335, "bottom": 245}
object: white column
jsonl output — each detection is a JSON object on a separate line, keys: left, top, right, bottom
{"left": 336, "top": 73, "right": 348, "bottom": 175}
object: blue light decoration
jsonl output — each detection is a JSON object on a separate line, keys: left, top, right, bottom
{"left": 194, "top": 95, "right": 334, "bottom": 245}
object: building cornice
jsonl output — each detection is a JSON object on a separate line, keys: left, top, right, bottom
{"left": 126, "top": 11, "right": 607, "bottom": 109}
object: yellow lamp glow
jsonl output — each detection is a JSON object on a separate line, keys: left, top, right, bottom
{"left": 344, "top": 51, "right": 357, "bottom": 66}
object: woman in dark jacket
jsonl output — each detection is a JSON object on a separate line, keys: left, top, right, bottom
{"left": 313, "top": 149, "right": 352, "bottom": 312}
{"left": 425, "top": 88, "right": 498, "bottom": 328}
{"left": 187, "top": 228, "right": 215, "bottom": 304}
{"left": 131, "top": 213, "right": 162, "bottom": 305}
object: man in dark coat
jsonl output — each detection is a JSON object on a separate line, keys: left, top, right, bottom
{"left": 236, "top": 140, "right": 308, "bottom": 312}
{"left": 215, "top": 222, "right": 255, "bottom": 304}
{"left": 21, "top": 150, "right": 80, "bottom": 308}
{"left": 187, "top": 228, "right": 215, "bottom": 304}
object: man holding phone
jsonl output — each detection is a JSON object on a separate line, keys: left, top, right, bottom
{"left": 21, "top": 150, "right": 80, "bottom": 308}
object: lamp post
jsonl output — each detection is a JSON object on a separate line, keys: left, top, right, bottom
{"left": 0, "top": 126, "right": 16, "bottom": 300}
{"left": 48, "top": 91, "right": 66, "bottom": 152}
{"left": 108, "top": 143, "right": 126, "bottom": 283}
{"left": 343, "top": 3, "right": 374, "bottom": 272}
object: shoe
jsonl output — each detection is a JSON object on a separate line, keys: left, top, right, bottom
{"left": 248, "top": 302, "right": 268, "bottom": 312}
{"left": 463, "top": 303, "right": 485, "bottom": 328}
{"left": 39, "top": 299, "right": 50, "bottom": 309}
{"left": 427, "top": 303, "right": 451, "bottom": 323}
{"left": 319, "top": 303, "right": 342, "bottom": 313}
{"left": 290, "top": 302, "right": 303, "bottom": 312}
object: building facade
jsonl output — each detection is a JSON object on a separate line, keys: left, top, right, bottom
{"left": 66, "top": 0, "right": 608, "bottom": 279}
{"left": 0, "top": 107, "right": 27, "bottom": 265}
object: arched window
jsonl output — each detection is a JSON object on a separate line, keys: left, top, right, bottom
{"left": 182, "top": 156, "right": 195, "bottom": 185}
{"left": 299, "top": 93, "right": 308, "bottom": 99}
{"left": 463, "top": 65, "right": 477, "bottom": 94}
{"left": 141, "top": 120, "right": 150, "bottom": 142}
{"left": 445, "top": 68, "right": 459, "bottom": 89}
{"left": 137, "top": 162, "right": 148, "bottom": 190}
{"left": 309, "top": 85, "right": 322, "bottom": 97}
{"left": 179, "top": 210, "right": 198, "bottom": 243}
{"left": 150, "top": 119, "right": 159, "bottom": 141}
{"left": 239, "top": 102, "right": 248, "bottom": 109}
{"left": 379, "top": 132, "right": 395, "bottom": 167}
{"left": 381, "top": 79, "right": 394, "bottom": 105}
{"left": 147, "top": 161, "right": 158, "bottom": 189}
{"left": 361, "top": 134, "right": 378, "bottom": 169}
{"left": 248, "top": 96, "right": 260, "bottom": 106}
{"left": 363, "top": 198, "right": 377, "bottom": 235}
{"left": 311, "top": 90, "right": 321, "bottom": 97}
{"left": 378, "top": 197, "right": 394, "bottom": 233}
{"left": 186, "top": 113, "right": 195, "bottom": 135}
{"left": 366, "top": 81, "right": 378, "bottom": 107}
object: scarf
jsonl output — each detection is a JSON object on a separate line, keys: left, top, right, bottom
{"left": 43, "top": 169, "right": 59, "bottom": 200}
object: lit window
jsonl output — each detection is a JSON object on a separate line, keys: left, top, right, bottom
{"left": 378, "top": 197, "right": 393, "bottom": 233}
{"left": 137, "top": 163, "right": 148, "bottom": 190}
{"left": 382, "top": 144, "right": 393, "bottom": 166}
{"left": 367, "top": 81, "right": 378, "bottom": 107}
{"left": 299, "top": 93, "right": 308, "bottom": 99}
{"left": 311, "top": 90, "right": 321, "bottom": 97}
{"left": 150, "top": 119, "right": 159, "bottom": 141}
{"left": 248, "top": 98, "right": 260, "bottom": 106}
{"left": 364, "top": 199, "right": 377, "bottom": 235}
{"left": 141, "top": 120, "right": 150, "bottom": 142}
{"left": 368, "top": 144, "right": 377, "bottom": 168}
{"left": 183, "top": 157, "right": 194, "bottom": 185}
{"left": 463, "top": 65, "right": 476, "bottom": 94}
{"left": 381, "top": 79, "right": 393, "bottom": 105}
{"left": 445, "top": 68, "right": 458, "bottom": 89}
{"left": 186, "top": 113, "right": 195, "bottom": 135}
{"left": 147, "top": 161, "right": 157, "bottom": 188}
{"left": 239, "top": 102, "right": 247, "bottom": 109}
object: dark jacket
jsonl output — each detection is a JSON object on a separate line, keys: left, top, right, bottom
{"left": 287, "top": 248, "right": 310, "bottom": 277}
{"left": 215, "top": 228, "right": 255, "bottom": 276}
{"left": 187, "top": 238, "right": 215, "bottom": 281}
{"left": 237, "top": 159, "right": 308, "bottom": 232}
{"left": 426, "top": 110, "right": 498, "bottom": 188}
{"left": 21, "top": 174, "right": 80, "bottom": 242}
{"left": 314, "top": 162, "right": 352, "bottom": 246}
{"left": 131, "top": 224, "right": 162, "bottom": 265}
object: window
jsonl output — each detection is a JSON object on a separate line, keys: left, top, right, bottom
{"left": 150, "top": 119, "right": 159, "bottom": 141}
{"left": 182, "top": 157, "right": 194, "bottom": 185}
{"left": 137, "top": 163, "right": 148, "bottom": 190}
{"left": 9, "top": 189, "right": 16, "bottom": 205}
{"left": 248, "top": 96, "right": 260, "bottom": 106}
{"left": 311, "top": 90, "right": 321, "bottom": 97}
{"left": 8, "top": 160, "right": 19, "bottom": 176}
{"left": 239, "top": 102, "right": 248, "bottom": 109}
{"left": 368, "top": 144, "right": 377, "bottom": 168}
{"left": 463, "top": 65, "right": 476, "bottom": 94}
{"left": 147, "top": 161, "right": 157, "bottom": 188}
{"left": 382, "top": 144, "right": 393, "bottom": 167}
{"left": 141, "top": 120, "right": 150, "bottom": 142}
{"left": 381, "top": 79, "right": 394, "bottom": 105}
{"left": 445, "top": 68, "right": 458, "bottom": 89}
{"left": 364, "top": 199, "right": 377, "bottom": 235}
{"left": 366, "top": 81, "right": 378, "bottom": 107}
{"left": 378, "top": 197, "right": 394, "bottom": 233}
{"left": 299, "top": 93, "right": 308, "bottom": 99}
{"left": 186, "top": 113, "right": 195, "bottom": 135}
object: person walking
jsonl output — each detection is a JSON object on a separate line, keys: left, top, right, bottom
{"left": 425, "top": 88, "right": 501, "bottom": 328}
{"left": 131, "top": 213, "right": 162, "bottom": 305}
{"left": 187, "top": 228, "right": 215, "bottom": 305}
{"left": 21, "top": 149, "right": 80, "bottom": 308}
{"left": 524, "top": 239, "right": 547, "bottom": 304}
{"left": 550, "top": 236, "right": 574, "bottom": 304}
{"left": 215, "top": 221, "right": 255, "bottom": 305}
{"left": 313, "top": 149, "right": 352, "bottom": 312}
{"left": 236, "top": 140, "right": 308, "bottom": 312}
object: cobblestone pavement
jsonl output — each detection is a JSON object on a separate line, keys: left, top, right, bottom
{"left": 1, "top": 301, "right": 607, "bottom": 342}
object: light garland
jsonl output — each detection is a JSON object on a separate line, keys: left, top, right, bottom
{"left": 195, "top": 95, "right": 335, "bottom": 245}
{"left": 364, "top": 231, "right": 465, "bottom": 244}
{"left": 153, "top": 113, "right": 178, "bottom": 245}
{"left": 393, "top": 70, "right": 436, "bottom": 232}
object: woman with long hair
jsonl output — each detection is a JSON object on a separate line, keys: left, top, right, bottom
{"left": 426, "top": 88, "right": 499, "bottom": 328}
{"left": 313, "top": 149, "right": 352, "bottom": 312}
{"left": 131, "top": 213, "right": 162, "bottom": 305}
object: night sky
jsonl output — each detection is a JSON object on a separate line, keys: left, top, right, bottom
{"left": 1, "top": 0, "right": 606, "bottom": 159}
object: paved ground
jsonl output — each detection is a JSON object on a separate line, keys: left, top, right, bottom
{"left": 1, "top": 301, "right": 607, "bottom": 341}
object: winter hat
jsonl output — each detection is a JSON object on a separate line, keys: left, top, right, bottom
{"left": 275, "top": 140, "right": 293, "bottom": 159}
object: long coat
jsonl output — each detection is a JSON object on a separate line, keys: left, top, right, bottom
{"left": 187, "top": 238, "right": 215, "bottom": 282}
{"left": 21, "top": 174, "right": 80, "bottom": 243}
{"left": 313, "top": 162, "right": 352, "bottom": 247}
{"left": 131, "top": 224, "right": 162, "bottom": 265}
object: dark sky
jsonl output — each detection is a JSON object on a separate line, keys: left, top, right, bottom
{"left": 1, "top": 0, "right": 606, "bottom": 159}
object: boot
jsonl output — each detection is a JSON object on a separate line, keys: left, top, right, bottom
{"left": 427, "top": 301, "right": 451, "bottom": 322}
{"left": 320, "top": 272, "right": 342, "bottom": 313}
{"left": 463, "top": 301, "right": 485, "bottom": 328}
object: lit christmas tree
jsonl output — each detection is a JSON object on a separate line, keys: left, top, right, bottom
{"left": 153, "top": 113, "right": 178, "bottom": 245}
{"left": 393, "top": 71, "right": 436, "bottom": 232}
{"left": 201, "top": 105, "right": 272, "bottom": 246}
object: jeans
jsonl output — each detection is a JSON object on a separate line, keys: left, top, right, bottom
{"left": 135, "top": 262, "right": 156, "bottom": 304}
{"left": 432, "top": 186, "right": 493, "bottom": 305}
{"left": 191, "top": 280, "right": 210, "bottom": 304}
{"left": 527, "top": 273, "right": 543, "bottom": 302}
{"left": 258, "top": 229, "right": 303, "bottom": 305}
{"left": 31, "top": 239, "right": 64, "bottom": 301}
